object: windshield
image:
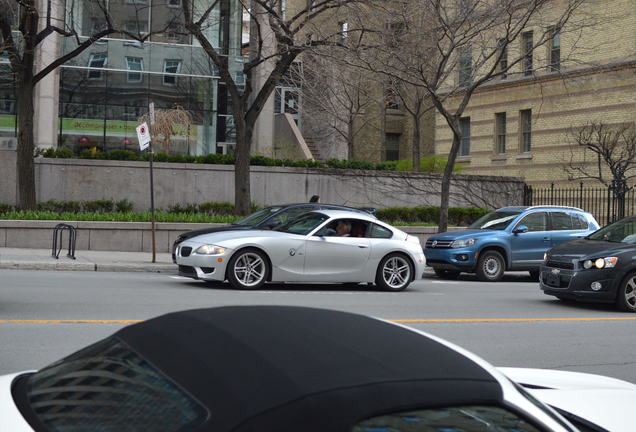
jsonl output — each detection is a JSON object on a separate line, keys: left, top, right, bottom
{"left": 234, "top": 206, "right": 284, "bottom": 226}
{"left": 468, "top": 211, "right": 521, "bottom": 230}
{"left": 274, "top": 213, "right": 329, "bottom": 235}
{"left": 588, "top": 217, "right": 636, "bottom": 243}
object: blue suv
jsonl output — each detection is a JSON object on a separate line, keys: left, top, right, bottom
{"left": 424, "top": 206, "right": 599, "bottom": 281}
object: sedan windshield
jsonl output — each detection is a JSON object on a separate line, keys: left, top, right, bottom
{"left": 274, "top": 213, "right": 329, "bottom": 235}
{"left": 588, "top": 217, "right": 636, "bottom": 243}
{"left": 234, "top": 206, "right": 284, "bottom": 226}
{"left": 468, "top": 211, "right": 521, "bottom": 230}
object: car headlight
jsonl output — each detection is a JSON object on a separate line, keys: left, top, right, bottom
{"left": 195, "top": 245, "right": 227, "bottom": 255}
{"left": 544, "top": 252, "right": 549, "bottom": 262}
{"left": 582, "top": 257, "right": 618, "bottom": 269}
{"left": 450, "top": 238, "right": 476, "bottom": 248}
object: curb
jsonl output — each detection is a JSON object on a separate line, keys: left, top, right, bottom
{"left": 0, "top": 261, "right": 176, "bottom": 274}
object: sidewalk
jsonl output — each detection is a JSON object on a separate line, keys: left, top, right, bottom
{"left": 0, "top": 247, "right": 176, "bottom": 273}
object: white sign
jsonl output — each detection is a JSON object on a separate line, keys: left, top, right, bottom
{"left": 136, "top": 122, "right": 151, "bottom": 151}
{"left": 149, "top": 102, "right": 155, "bottom": 125}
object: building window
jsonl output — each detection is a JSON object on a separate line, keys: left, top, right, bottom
{"left": 384, "top": 133, "right": 400, "bottom": 161}
{"left": 87, "top": 52, "right": 107, "bottom": 79}
{"left": 498, "top": 38, "right": 508, "bottom": 79}
{"left": 386, "top": 21, "right": 406, "bottom": 47}
{"left": 458, "top": 49, "right": 472, "bottom": 86}
{"left": 167, "top": 0, "right": 181, "bottom": 7}
{"left": 125, "top": 20, "right": 148, "bottom": 37}
{"left": 163, "top": 59, "right": 181, "bottom": 86}
{"left": 460, "top": 117, "right": 470, "bottom": 156}
{"left": 339, "top": 21, "right": 349, "bottom": 42}
{"left": 549, "top": 26, "right": 560, "bottom": 71}
{"left": 126, "top": 57, "right": 143, "bottom": 83}
{"left": 384, "top": 86, "right": 399, "bottom": 110}
{"left": 522, "top": 31, "right": 533, "bottom": 76}
{"left": 495, "top": 112, "right": 506, "bottom": 154}
{"left": 520, "top": 109, "right": 532, "bottom": 152}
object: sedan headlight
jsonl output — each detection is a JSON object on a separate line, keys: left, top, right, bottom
{"left": 450, "top": 238, "right": 476, "bottom": 248}
{"left": 195, "top": 244, "right": 227, "bottom": 255}
{"left": 582, "top": 257, "right": 618, "bottom": 269}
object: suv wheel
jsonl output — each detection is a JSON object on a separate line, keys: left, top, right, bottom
{"left": 529, "top": 270, "right": 540, "bottom": 281}
{"left": 476, "top": 251, "right": 505, "bottom": 282}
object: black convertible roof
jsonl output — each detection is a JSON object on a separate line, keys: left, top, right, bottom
{"left": 116, "top": 306, "right": 503, "bottom": 432}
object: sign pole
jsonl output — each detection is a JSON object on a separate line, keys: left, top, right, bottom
{"left": 136, "top": 119, "right": 156, "bottom": 263}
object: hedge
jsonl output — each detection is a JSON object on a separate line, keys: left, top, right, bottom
{"left": 0, "top": 200, "right": 489, "bottom": 226}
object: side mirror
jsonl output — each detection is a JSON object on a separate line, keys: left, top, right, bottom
{"left": 513, "top": 225, "right": 529, "bottom": 234}
{"left": 316, "top": 228, "right": 336, "bottom": 237}
{"left": 264, "top": 220, "right": 281, "bottom": 229}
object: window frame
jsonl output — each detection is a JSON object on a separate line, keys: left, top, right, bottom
{"left": 460, "top": 117, "right": 471, "bottom": 157}
{"left": 125, "top": 56, "right": 144, "bottom": 83}
{"left": 548, "top": 26, "right": 561, "bottom": 72}
{"left": 520, "top": 109, "right": 532, "bottom": 153}
{"left": 495, "top": 112, "right": 506, "bottom": 154}
{"left": 163, "top": 59, "right": 182, "bottom": 86}
{"left": 522, "top": 31, "right": 534, "bottom": 76}
{"left": 87, "top": 52, "right": 107, "bottom": 80}
{"left": 458, "top": 48, "right": 472, "bottom": 87}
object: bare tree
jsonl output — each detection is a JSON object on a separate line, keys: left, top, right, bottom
{"left": 564, "top": 122, "right": 636, "bottom": 187}
{"left": 349, "top": 0, "right": 590, "bottom": 231}
{"left": 0, "top": 0, "right": 178, "bottom": 209}
{"left": 139, "top": 106, "right": 194, "bottom": 154}
{"left": 182, "top": 0, "right": 367, "bottom": 214}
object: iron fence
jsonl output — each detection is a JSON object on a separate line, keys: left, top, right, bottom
{"left": 524, "top": 182, "right": 636, "bottom": 227}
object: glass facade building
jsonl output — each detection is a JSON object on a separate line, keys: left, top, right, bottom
{"left": 0, "top": 0, "right": 244, "bottom": 155}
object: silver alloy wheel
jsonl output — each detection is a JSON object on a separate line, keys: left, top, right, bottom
{"left": 233, "top": 252, "right": 266, "bottom": 287}
{"left": 624, "top": 277, "right": 636, "bottom": 308}
{"left": 382, "top": 256, "right": 411, "bottom": 290}
{"left": 483, "top": 256, "right": 501, "bottom": 277}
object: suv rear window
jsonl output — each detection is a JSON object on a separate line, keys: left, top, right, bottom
{"left": 20, "top": 337, "right": 207, "bottom": 432}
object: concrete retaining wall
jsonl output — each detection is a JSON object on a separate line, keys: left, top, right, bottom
{"left": 0, "top": 150, "right": 527, "bottom": 211}
{"left": 0, "top": 220, "right": 454, "bottom": 252}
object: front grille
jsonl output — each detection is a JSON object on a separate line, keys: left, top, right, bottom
{"left": 178, "top": 265, "right": 197, "bottom": 278}
{"left": 425, "top": 239, "right": 453, "bottom": 249}
{"left": 546, "top": 260, "right": 574, "bottom": 270}
{"left": 180, "top": 246, "right": 193, "bottom": 257}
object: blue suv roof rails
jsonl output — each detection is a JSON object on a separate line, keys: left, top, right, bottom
{"left": 524, "top": 205, "right": 584, "bottom": 211}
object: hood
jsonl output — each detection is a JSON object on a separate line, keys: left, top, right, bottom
{"left": 0, "top": 373, "right": 36, "bottom": 432}
{"left": 428, "top": 229, "right": 500, "bottom": 241}
{"left": 548, "top": 238, "right": 633, "bottom": 259}
{"left": 181, "top": 229, "right": 300, "bottom": 246}
{"left": 177, "top": 225, "right": 251, "bottom": 241}
{"left": 500, "top": 368, "right": 636, "bottom": 432}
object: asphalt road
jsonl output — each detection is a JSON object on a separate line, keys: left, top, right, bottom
{"left": 2, "top": 269, "right": 635, "bottom": 382}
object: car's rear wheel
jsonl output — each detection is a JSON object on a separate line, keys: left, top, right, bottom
{"left": 529, "top": 270, "right": 540, "bottom": 281}
{"left": 227, "top": 248, "right": 269, "bottom": 290}
{"left": 376, "top": 253, "right": 412, "bottom": 291}
{"left": 434, "top": 269, "right": 460, "bottom": 280}
{"left": 616, "top": 272, "right": 636, "bottom": 312}
{"left": 476, "top": 250, "right": 505, "bottom": 282}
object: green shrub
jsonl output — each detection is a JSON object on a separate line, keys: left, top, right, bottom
{"left": 198, "top": 201, "right": 236, "bottom": 215}
{"left": 115, "top": 199, "right": 134, "bottom": 213}
{"left": 82, "top": 199, "right": 114, "bottom": 213}
{"left": 166, "top": 203, "right": 198, "bottom": 213}
{"left": 0, "top": 203, "right": 13, "bottom": 213}
{"left": 395, "top": 155, "right": 463, "bottom": 173}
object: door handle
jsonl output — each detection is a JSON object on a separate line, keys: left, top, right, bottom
{"left": 358, "top": 244, "right": 369, "bottom": 248}
{"left": 543, "top": 237, "right": 550, "bottom": 242}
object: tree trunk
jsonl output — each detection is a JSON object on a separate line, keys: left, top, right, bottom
{"left": 438, "top": 131, "right": 461, "bottom": 233}
{"left": 234, "top": 116, "right": 252, "bottom": 215}
{"left": 412, "top": 113, "right": 421, "bottom": 172}
{"left": 347, "top": 115, "right": 355, "bottom": 160}
{"left": 16, "top": 78, "right": 36, "bottom": 210}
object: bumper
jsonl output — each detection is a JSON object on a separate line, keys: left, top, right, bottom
{"left": 539, "top": 265, "right": 618, "bottom": 303}
{"left": 424, "top": 247, "right": 477, "bottom": 272}
{"left": 175, "top": 244, "right": 229, "bottom": 281}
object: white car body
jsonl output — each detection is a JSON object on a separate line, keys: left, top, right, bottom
{"left": 175, "top": 210, "right": 426, "bottom": 290}
{"left": 501, "top": 367, "right": 636, "bottom": 432}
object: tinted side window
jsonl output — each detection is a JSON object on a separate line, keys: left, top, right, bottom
{"left": 269, "top": 206, "right": 315, "bottom": 226}
{"left": 369, "top": 224, "right": 393, "bottom": 239}
{"left": 518, "top": 212, "right": 547, "bottom": 232}
{"left": 353, "top": 406, "right": 541, "bottom": 432}
{"left": 571, "top": 213, "right": 589, "bottom": 230}
{"left": 550, "top": 212, "right": 572, "bottom": 230}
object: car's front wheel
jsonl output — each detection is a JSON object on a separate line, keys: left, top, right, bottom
{"left": 376, "top": 253, "right": 412, "bottom": 291}
{"left": 476, "top": 250, "right": 505, "bottom": 282}
{"left": 227, "top": 248, "right": 269, "bottom": 290}
{"left": 616, "top": 271, "right": 636, "bottom": 312}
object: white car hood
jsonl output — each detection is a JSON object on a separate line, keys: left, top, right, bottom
{"left": 500, "top": 367, "right": 636, "bottom": 432}
{"left": 0, "top": 372, "right": 35, "bottom": 432}
{"left": 183, "top": 229, "right": 301, "bottom": 246}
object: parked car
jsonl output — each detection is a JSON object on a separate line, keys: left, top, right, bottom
{"left": 1, "top": 305, "right": 615, "bottom": 432}
{"left": 541, "top": 215, "right": 636, "bottom": 311}
{"left": 424, "top": 206, "right": 599, "bottom": 282}
{"left": 171, "top": 203, "right": 376, "bottom": 262}
{"left": 175, "top": 210, "right": 425, "bottom": 291}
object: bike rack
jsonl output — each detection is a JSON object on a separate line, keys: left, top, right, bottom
{"left": 52, "top": 223, "right": 77, "bottom": 259}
